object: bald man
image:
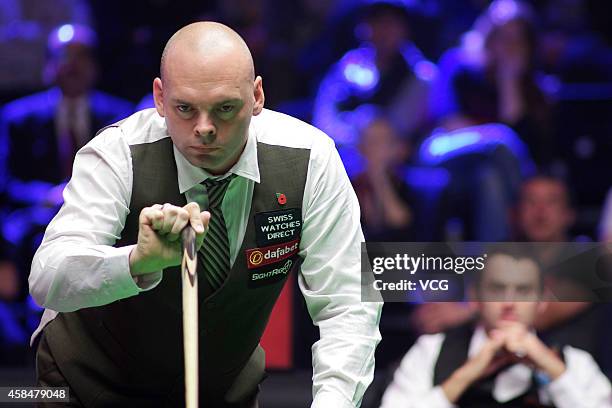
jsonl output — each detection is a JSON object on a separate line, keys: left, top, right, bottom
{"left": 29, "top": 22, "right": 381, "bottom": 408}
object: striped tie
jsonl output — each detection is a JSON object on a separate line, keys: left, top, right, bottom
{"left": 200, "top": 174, "right": 236, "bottom": 290}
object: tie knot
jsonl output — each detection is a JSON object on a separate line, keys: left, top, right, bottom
{"left": 203, "top": 173, "right": 235, "bottom": 188}
{"left": 202, "top": 174, "right": 236, "bottom": 208}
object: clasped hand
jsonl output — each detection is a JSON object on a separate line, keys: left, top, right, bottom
{"left": 465, "top": 321, "right": 566, "bottom": 382}
{"left": 129, "top": 202, "right": 210, "bottom": 276}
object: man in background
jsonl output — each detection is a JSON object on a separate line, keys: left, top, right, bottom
{"left": 0, "top": 24, "right": 133, "bottom": 302}
{"left": 0, "top": 23, "right": 133, "bottom": 208}
{"left": 380, "top": 248, "right": 612, "bottom": 407}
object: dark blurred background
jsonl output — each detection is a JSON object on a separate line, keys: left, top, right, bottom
{"left": 0, "top": 0, "right": 611, "bottom": 406}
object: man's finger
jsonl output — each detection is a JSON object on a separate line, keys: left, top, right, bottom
{"left": 160, "top": 204, "right": 181, "bottom": 234}
{"left": 196, "top": 211, "right": 211, "bottom": 250}
{"left": 140, "top": 206, "right": 164, "bottom": 230}
{"left": 481, "top": 331, "right": 506, "bottom": 357}
{"left": 168, "top": 210, "right": 191, "bottom": 241}
{"left": 184, "top": 202, "right": 204, "bottom": 233}
{"left": 483, "top": 352, "right": 514, "bottom": 378}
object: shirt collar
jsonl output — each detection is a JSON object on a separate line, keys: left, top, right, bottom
{"left": 174, "top": 122, "right": 260, "bottom": 194}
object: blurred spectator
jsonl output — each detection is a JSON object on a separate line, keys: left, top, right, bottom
{"left": 0, "top": 24, "right": 134, "bottom": 303}
{"left": 403, "top": 0, "right": 552, "bottom": 245}
{"left": 380, "top": 248, "right": 612, "bottom": 408}
{"left": 353, "top": 117, "right": 414, "bottom": 241}
{"left": 313, "top": 1, "right": 435, "bottom": 147}
{"left": 351, "top": 117, "right": 421, "bottom": 373}
{"left": 0, "top": 0, "right": 92, "bottom": 100}
{"left": 411, "top": 176, "right": 594, "bottom": 341}
{"left": 433, "top": 0, "right": 558, "bottom": 169}
{"left": 511, "top": 175, "right": 603, "bottom": 361}
{"left": 0, "top": 23, "right": 133, "bottom": 209}
{"left": 513, "top": 175, "right": 575, "bottom": 243}
{"left": 414, "top": 122, "right": 530, "bottom": 242}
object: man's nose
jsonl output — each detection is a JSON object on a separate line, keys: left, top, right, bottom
{"left": 194, "top": 113, "right": 216, "bottom": 143}
{"left": 502, "top": 289, "right": 519, "bottom": 302}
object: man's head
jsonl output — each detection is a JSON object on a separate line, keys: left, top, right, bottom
{"left": 475, "top": 249, "right": 545, "bottom": 331}
{"left": 46, "top": 24, "right": 98, "bottom": 98}
{"left": 482, "top": 1, "right": 536, "bottom": 70}
{"left": 515, "top": 176, "right": 575, "bottom": 242}
{"left": 358, "top": 3, "right": 411, "bottom": 57}
{"left": 153, "top": 22, "right": 265, "bottom": 175}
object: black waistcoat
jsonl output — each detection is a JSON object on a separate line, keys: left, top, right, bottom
{"left": 42, "top": 136, "right": 311, "bottom": 407}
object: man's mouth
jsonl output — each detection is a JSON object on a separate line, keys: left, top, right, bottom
{"left": 190, "top": 146, "right": 219, "bottom": 153}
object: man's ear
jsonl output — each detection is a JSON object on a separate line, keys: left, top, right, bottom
{"left": 252, "top": 76, "right": 265, "bottom": 116}
{"left": 153, "top": 77, "right": 165, "bottom": 117}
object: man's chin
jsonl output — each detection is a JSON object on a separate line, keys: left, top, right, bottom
{"left": 525, "top": 229, "right": 555, "bottom": 242}
{"left": 185, "top": 154, "right": 215, "bottom": 170}
{"left": 188, "top": 158, "right": 229, "bottom": 175}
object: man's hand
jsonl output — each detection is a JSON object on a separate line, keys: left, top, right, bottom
{"left": 129, "top": 202, "right": 210, "bottom": 276}
{"left": 442, "top": 329, "right": 509, "bottom": 403}
{"left": 498, "top": 321, "right": 566, "bottom": 380}
{"left": 442, "top": 321, "right": 567, "bottom": 404}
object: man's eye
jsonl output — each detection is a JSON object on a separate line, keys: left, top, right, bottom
{"left": 487, "top": 284, "right": 504, "bottom": 294}
{"left": 218, "top": 105, "right": 234, "bottom": 113}
{"left": 177, "top": 105, "right": 192, "bottom": 113}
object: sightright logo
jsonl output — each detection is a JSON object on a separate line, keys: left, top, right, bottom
{"left": 251, "top": 259, "right": 293, "bottom": 281}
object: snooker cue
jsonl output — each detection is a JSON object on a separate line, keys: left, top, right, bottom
{"left": 181, "top": 226, "right": 198, "bottom": 408}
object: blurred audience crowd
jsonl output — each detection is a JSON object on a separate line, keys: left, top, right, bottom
{"left": 0, "top": 0, "right": 611, "bottom": 401}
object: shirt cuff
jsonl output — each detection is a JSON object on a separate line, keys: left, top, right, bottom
{"left": 311, "top": 390, "right": 355, "bottom": 408}
{"left": 106, "top": 245, "right": 163, "bottom": 295}
{"left": 545, "top": 368, "right": 580, "bottom": 408}
{"left": 431, "top": 386, "right": 457, "bottom": 408}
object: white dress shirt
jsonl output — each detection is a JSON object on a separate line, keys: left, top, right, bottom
{"left": 379, "top": 326, "right": 612, "bottom": 408}
{"left": 29, "top": 108, "right": 382, "bottom": 408}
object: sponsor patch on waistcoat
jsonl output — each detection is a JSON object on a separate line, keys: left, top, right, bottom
{"left": 248, "top": 258, "right": 294, "bottom": 288}
{"left": 245, "top": 239, "right": 300, "bottom": 269}
{"left": 254, "top": 208, "right": 301, "bottom": 247}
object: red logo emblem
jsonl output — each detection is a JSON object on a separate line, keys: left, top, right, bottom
{"left": 245, "top": 239, "right": 300, "bottom": 269}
